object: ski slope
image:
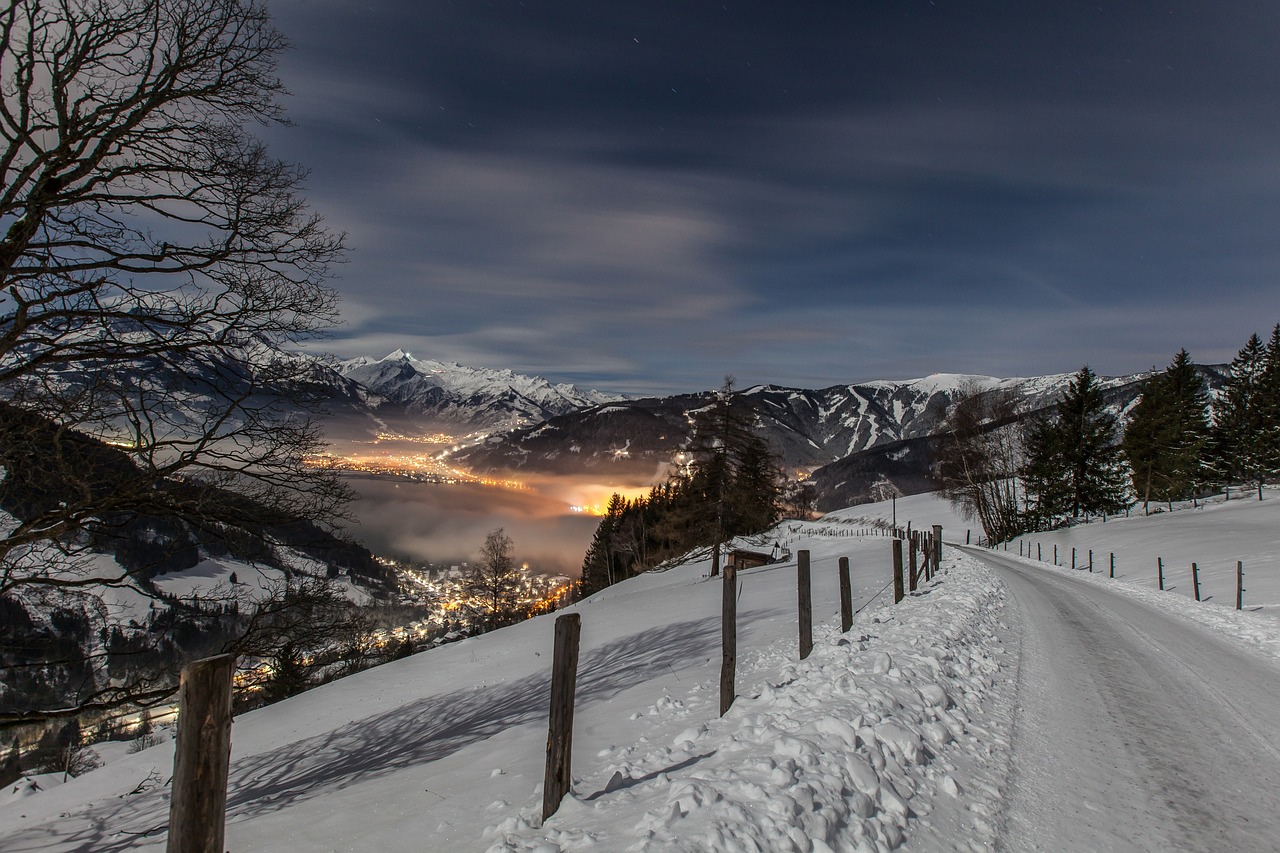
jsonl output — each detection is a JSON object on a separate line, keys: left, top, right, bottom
{"left": 2, "top": 496, "right": 1279, "bottom": 851}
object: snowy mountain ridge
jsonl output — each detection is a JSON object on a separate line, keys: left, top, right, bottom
{"left": 454, "top": 366, "right": 1219, "bottom": 485}
{"left": 333, "top": 350, "right": 624, "bottom": 429}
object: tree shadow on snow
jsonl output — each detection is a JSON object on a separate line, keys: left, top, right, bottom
{"left": 11, "top": 616, "right": 734, "bottom": 852}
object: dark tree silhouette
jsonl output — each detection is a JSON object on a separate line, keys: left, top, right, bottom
{"left": 0, "top": 0, "right": 348, "bottom": 723}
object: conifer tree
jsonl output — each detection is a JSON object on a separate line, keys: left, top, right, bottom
{"left": 579, "top": 498, "right": 619, "bottom": 596}
{"left": 1123, "top": 350, "right": 1210, "bottom": 510}
{"left": 1212, "top": 332, "right": 1268, "bottom": 498}
{"left": 1259, "top": 324, "right": 1280, "bottom": 490}
{"left": 1023, "top": 366, "right": 1129, "bottom": 521}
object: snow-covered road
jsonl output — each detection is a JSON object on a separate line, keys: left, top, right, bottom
{"left": 970, "top": 548, "right": 1280, "bottom": 852}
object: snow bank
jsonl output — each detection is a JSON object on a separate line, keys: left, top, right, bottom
{"left": 483, "top": 554, "right": 1010, "bottom": 853}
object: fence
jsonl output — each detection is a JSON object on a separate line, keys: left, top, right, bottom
{"left": 162, "top": 525, "right": 949, "bottom": 837}
{"left": 984, "top": 536, "right": 1248, "bottom": 612}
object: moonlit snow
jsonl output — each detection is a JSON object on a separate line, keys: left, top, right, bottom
{"left": 3, "top": 493, "right": 1279, "bottom": 852}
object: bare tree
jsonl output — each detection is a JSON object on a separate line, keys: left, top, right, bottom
{"left": 466, "top": 528, "right": 521, "bottom": 629}
{"left": 0, "top": 0, "right": 347, "bottom": 722}
{"left": 936, "top": 383, "right": 1026, "bottom": 543}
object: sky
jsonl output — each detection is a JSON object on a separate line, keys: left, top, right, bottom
{"left": 263, "top": 0, "right": 1280, "bottom": 396}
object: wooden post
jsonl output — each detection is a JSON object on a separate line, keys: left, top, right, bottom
{"left": 167, "top": 654, "right": 235, "bottom": 853}
{"left": 1158, "top": 557, "right": 1164, "bottom": 590}
{"left": 892, "top": 539, "right": 904, "bottom": 604}
{"left": 1237, "top": 561, "right": 1244, "bottom": 611}
{"left": 1038, "top": 542, "right": 1042, "bottom": 561}
{"left": 797, "top": 550, "right": 813, "bottom": 660}
{"left": 1109, "top": 552, "right": 1115, "bottom": 579}
{"left": 543, "top": 613, "right": 582, "bottom": 821}
{"left": 720, "top": 565, "right": 736, "bottom": 716}
{"left": 1071, "top": 547, "right": 1076, "bottom": 570}
{"left": 839, "top": 557, "right": 853, "bottom": 633}
{"left": 1192, "top": 562, "right": 1201, "bottom": 602}
{"left": 1088, "top": 549, "right": 1093, "bottom": 573}
{"left": 908, "top": 534, "right": 919, "bottom": 593}
{"left": 1019, "top": 541, "right": 1023, "bottom": 557}
{"left": 933, "top": 525, "right": 942, "bottom": 568}
{"left": 966, "top": 528, "right": 970, "bottom": 545}
{"left": 1054, "top": 544, "right": 1058, "bottom": 566}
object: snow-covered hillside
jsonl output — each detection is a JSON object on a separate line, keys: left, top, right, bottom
{"left": 3, "top": 494, "right": 1278, "bottom": 852}
{"left": 336, "top": 350, "right": 623, "bottom": 429}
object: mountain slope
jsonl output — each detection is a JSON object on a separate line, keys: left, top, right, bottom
{"left": 334, "top": 350, "right": 623, "bottom": 430}
{"left": 461, "top": 369, "right": 1225, "bottom": 472}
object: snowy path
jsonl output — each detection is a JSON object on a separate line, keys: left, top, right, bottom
{"left": 969, "top": 548, "right": 1280, "bottom": 852}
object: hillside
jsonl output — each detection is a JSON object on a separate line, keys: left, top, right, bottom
{"left": 4, "top": 492, "right": 1277, "bottom": 851}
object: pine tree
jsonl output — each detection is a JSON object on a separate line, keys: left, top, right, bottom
{"left": 580, "top": 499, "right": 619, "bottom": 597}
{"left": 1023, "top": 366, "right": 1129, "bottom": 522}
{"left": 1123, "top": 369, "right": 1169, "bottom": 512}
{"left": 1022, "top": 411, "right": 1068, "bottom": 524}
{"left": 1124, "top": 350, "right": 1210, "bottom": 510}
{"left": 683, "top": 377, "right": 781, "bottom": 559}
{"left": 1212, "top": 332, "right": 1268, "bottom": 498}
{"left": 1259, "top": 324, "right": 1280, "bottom": 491}
{"left": 1161, "top": 349, "right": 1211, "bottom": 500}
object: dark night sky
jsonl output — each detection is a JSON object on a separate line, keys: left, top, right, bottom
{"left": 264, "top": 0, "right": 1280, "bottom": 395}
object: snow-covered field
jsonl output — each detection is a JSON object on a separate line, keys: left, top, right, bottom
{"left": 2, "top": 494, "right": 1279, "bottom": 852}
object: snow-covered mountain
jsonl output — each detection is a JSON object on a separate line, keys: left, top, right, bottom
{"left": 459, "top": 368, "right": 1225, "bottom": 475}
{"left": 333, "top": 350, "right": 623, "bottom": 430}
{"left": 454, "top": 366, "right": 1229, "bottom": 505}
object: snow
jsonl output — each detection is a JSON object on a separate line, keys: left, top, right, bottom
{"left": 3, "top": 495, "right": 1279, "bottom": 851}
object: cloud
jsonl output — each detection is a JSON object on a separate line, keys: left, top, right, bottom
{"left": 260, "top": 0, "right": 1280, "bottom": 395}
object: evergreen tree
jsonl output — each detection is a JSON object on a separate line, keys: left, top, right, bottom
{"left": 263, "top": 642, "right": 310, "bottom": 704}
{"left": 1022, "top": 411, "right": 1068, "bottom": 524}
{"left": 579, "top": 498, "right": 620, "bottom": 597}
{"left": 1212, "top": 332, "right": 1268, "bottom": 498}
{"left": 577, "top": 381, "right": 781, "bottom": 591}
{"left": 1161, "top": 349, "right": 1211, "bottom": 499}
{"left": 1259, "top": 324, "right": 1280, "bottom": 490}
{"left": 682, "top": 377, "right": 781, "bottom": 565}
{"left": 1023, "top": 366, "right": 1129, "bottom": 521}
{"left": 1123, "top": 350, "right": 1210, "bottom": 510}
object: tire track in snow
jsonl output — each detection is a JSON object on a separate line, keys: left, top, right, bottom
{"left": 973, "top": 548, "right": 1280, "bottom": 852}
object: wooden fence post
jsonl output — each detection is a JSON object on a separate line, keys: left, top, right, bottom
{"left": 797, "top": 550, "right": 813, "bottom": 660}
{"left": 1088, "top": 549, "right": 1093, "bottom": 573}
{"left": 1192, "top": 562, "right": 1201, "bottom": 602}
{"left": 167, "top": 654, "right": 235, "bottom": 853}
{"left": 1158, "top": 557, "right": 1164, "bottom": 590}
{"left": 543, "top": 613, "right": 582, "bottom": 821}
{"left": 966, "top": 528, "right": 970, "bottom": 545}
{"left": 839, "top": 556, "right": 853, "bottom": 633}
{"left": 892, "top": 539, "right": 904, "bottom": 604}
{"left": 1109, "top": 553, "right": 1115, "bottom": 579}
{"left": 721, "top": 564, "right": 736, "bottom": 717}
{"left": 908, "top": 534, "right": 918, "bottom": 593}
{"left": 1037, "top": 542, "right": 1042, "bottom": 561}
{"left": 1054, "top": 544, "right": 1058, "bottom": 566}
{"left": 1237, "top": 561, "right": 1244, "bottom": 611}
{"left": 933, "top": 525, "right": 942, "bottom": 569}
{"left": 1071, "top": 547, "right": 1076, "bottom": 570}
